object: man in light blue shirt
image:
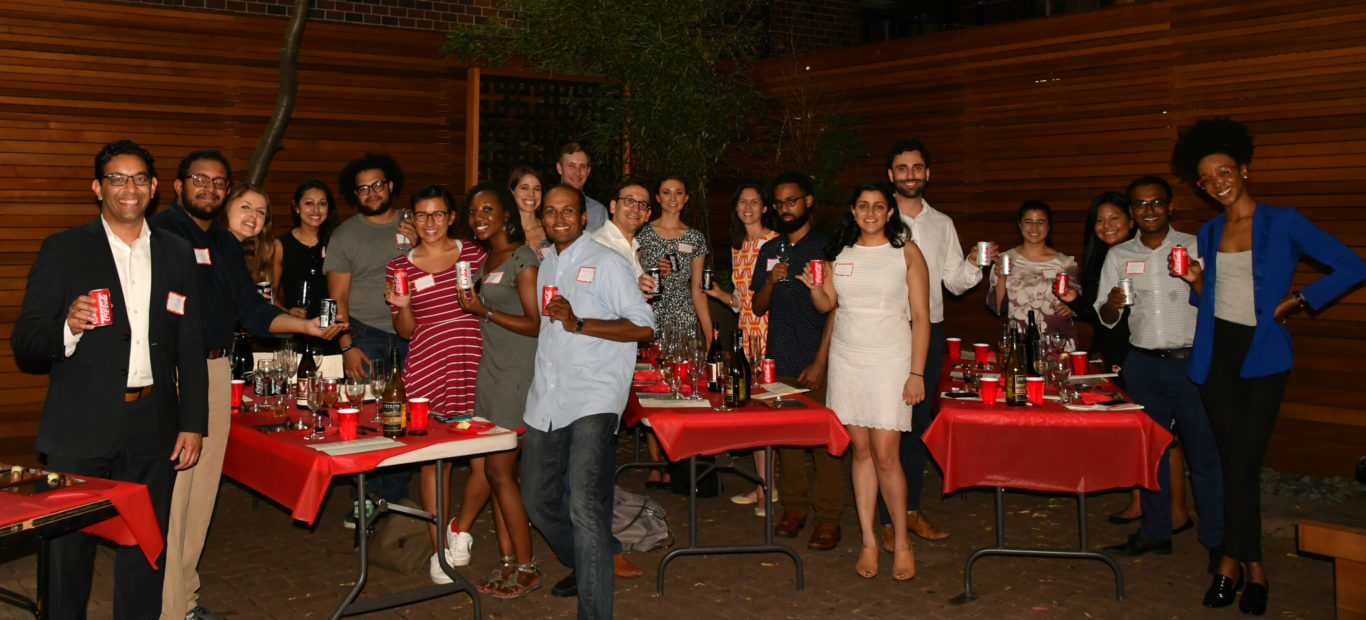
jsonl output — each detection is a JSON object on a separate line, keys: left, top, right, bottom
{"left": 522, "top": 184, "right": 654, "bottom": 619}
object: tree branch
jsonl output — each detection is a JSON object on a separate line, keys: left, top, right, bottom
{"left": 247, "top": 0, "right": 311, "bottom": 185}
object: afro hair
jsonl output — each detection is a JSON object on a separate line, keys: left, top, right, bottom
{"left": 1170, "top": 117, "right": 1254, "bottom": 185}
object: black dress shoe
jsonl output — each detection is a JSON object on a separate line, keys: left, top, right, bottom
{"left": 551, "top": 572, "right": 577, "bottom": 598}
{"left": 1207, "top": 545, "right": 1225, "bottom": 575}
{"left": 1202, "top": 572, "right": 1242, "bottom": 608}
{"left": 1171, "top": 519, "right": 1194, "bottom": 536}
{"left": 1239, "top": 582, "right": 1268, "bottom": 615}
{"left": 1102, "top": 531, "right": 1172, "bottom": 556}
{"left": 1107, "top": 513, "right": 1142, "bottom": 525}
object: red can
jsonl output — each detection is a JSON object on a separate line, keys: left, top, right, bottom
{"left": 455, "top": 261, "right": 473, "bottom": 290}
{"left": 393, "top": 270, "right": 409, "bottom": 295}
{"left": 761, "top": 359, "right": 776, "bottom": 384}
{"left": 90, "top": 288, "right": 113, "bottom": 327}
{"left": 810, "top": 260, "right": 826, "bottom": 286}
{"left": 1053, "top": 272, "right": 1069, "bottom": 297}
{"left": 1170, "top": 246, "right": 1189, "bottom": 276}
{"left": 541, "top": 286, "right": 558, "bottom": 315}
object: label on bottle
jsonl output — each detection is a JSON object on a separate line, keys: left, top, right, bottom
{"left": 708, "top": 361, "right": 724, "bottom": 385}
{"left": 382, "top": 401, "right": 405, "bottom": 437}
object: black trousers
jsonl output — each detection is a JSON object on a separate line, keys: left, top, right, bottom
{"left": 45, "top": 392, "right": 173, "bottom": 620}
{"left": 1199, "top": 319, "right": 1288, "bottom": 563}
{"left": 877, "top": 321, "right": 945, "bottom": 523}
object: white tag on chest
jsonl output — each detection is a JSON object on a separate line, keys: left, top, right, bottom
{"left": 1125, "top": 261, "right": 1146, "bottom": 275}
{"left": 484, "top": 271, "right": 504, "bottom": 285}
{"left": 677, "top": 241, "right": 695, "bottom": 254}
{"left": 166, "top": 292, "right": 186, "bottom": 315}
{"left": 577, "top": 267, "right": 596, "bottom": 283}
{"left": 834, "top": 262, "right": 855, "bottom": 277}
{"left": 412, "top": 274, "right": 436, "bottom": 292}
{"left": 193, "top": 248, "right": 211, "bottom": 265}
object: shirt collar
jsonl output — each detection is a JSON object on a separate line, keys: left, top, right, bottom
{"left": 100, "top": 213, "right": 151, "bottom": 248}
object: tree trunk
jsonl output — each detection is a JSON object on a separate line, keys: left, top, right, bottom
{"left": 247, "top": 0, "right": 311, "bottom": 185}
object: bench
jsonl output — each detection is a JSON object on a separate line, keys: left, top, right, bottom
{"left": 1299, "top": 519, "right": 1366, "bottom": 619}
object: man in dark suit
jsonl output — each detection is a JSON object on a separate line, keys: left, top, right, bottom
{"left": 12, "top": 140, "right": 209, "bottom": 620}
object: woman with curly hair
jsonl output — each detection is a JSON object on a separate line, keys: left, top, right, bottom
{"left": 1171, "top": 118, "right": 1366, "bottom": 614}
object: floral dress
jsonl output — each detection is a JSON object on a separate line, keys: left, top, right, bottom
{"left": 986, "top": 247, "right": 1080, "bottom": 350}
{"left": 636, "top": 223, "right": 709, "bottom": 334}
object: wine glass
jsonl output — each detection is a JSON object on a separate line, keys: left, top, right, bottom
{"left": 275, "top": 339, "right": 297, "bottom": 379}
{"left": 1051, "top": 353, "right": 1072, "bottom": 389}
{"left": 320, "top": 377, "right": 340, "bottom": 420}
{"left": 368, "top": 359, "right": 387, "bottom": 423}
{"left": 748, "top": 331, "right": 764, "bottom": 388}
{"left": 303, "top": 379, "right": 328, "bottom": 440}
{"left": 344, "top": 379, "right": 367, "bottom": 408}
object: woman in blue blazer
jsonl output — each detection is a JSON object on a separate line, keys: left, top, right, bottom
{"left": 1171, "top": 118, "right": 1366, "bottom": 614}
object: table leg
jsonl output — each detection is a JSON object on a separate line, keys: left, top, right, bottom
{"left": 613, "top": 424, "right": 667, "bottom": 480}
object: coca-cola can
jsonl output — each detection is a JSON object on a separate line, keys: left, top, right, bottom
{"left": 318, "top": 298, "right": 337, "bottom": 328}
{"left": 647, "top": 268, "right": 662, "bottom": 293}
{"left": 666, "top": 253, "right": 683, "bottom": 272}
{"left": 761, "top": 359, "right": 776, "bottom": 384}
{"left": 975, "top": 241, "right": 991, "bottom": 266}
{"left": 1118, "top": 278, "right": 1134, "bottom": 306}
{"left": 1000, "top": 254, "right": 1013, "bottom": 276}
{"left": 392, "top": 270, "right": 409, "bottom": 295}
{"left": 256, "top": 281, "right": 272, "bottom": 300}
{"left": 810, "top": 260, "right": 826, "bottom": 286}
{"left": 1170, "top": 246, "right": 1189, "bottom": 276}
{"left": 541, "top": 286, "right": 558, "bottom": 315}
{"left": 455, "top": 261, "right": 473, "bottom": 290}
{"left": 700, "top": 269, "right": 714, "bottom": 290}
{"left": 89, "top": 288, "right": 113, "bottom": 327}
{"left": 1054, "top": 272, "right": 1069, "bottom": 297}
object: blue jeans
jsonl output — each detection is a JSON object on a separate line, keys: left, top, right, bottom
{"left": 1123, "top": 351, "right": 1225, "bottom": 549}
{"left": 350, "top": 318, "right": 412, "bottom": 503}
{"left": 522, "top": 413, "right": 617, "bottom": 620}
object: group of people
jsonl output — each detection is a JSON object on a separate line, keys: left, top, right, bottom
{"left": 15, "top": 116, "right": 1365, "bottom": 619}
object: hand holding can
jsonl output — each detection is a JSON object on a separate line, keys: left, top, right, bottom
{"left": 1170, "top": 246, "right": 1189, "bottom": 276}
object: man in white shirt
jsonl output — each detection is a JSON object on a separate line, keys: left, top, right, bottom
{"left": 590, "top": 177, "right": 660, "bottom": 299}
{"left": 557, "top": 142, "right": 610, "bottom": 232}
{"left": 878, "top": 139, "right": 993, "bottom": 545}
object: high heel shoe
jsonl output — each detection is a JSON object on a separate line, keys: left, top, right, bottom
{"left": 1202, "top": 568, "right": 1243, "bottom": 608}
{"left": 1239, "top": 582, "right": 1268, "bottom": 615}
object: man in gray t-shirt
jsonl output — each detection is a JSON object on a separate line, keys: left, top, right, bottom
{"left": 326, "top": 213, "right": 400, "bottom": 335}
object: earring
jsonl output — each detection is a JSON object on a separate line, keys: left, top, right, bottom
{"left": 504, "top": 220, "right": 516, "bottom": 235}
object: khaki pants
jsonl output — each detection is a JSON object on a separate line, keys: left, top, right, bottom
{"left": 775, "top": 374, "right": 847, "bottom": 525}
{"left": 161, "top": 357, "right": 230, "bottom": 618}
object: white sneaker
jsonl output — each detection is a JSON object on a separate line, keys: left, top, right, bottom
{"left": 447, "top": 527, "right": 474, "bottom": 567}
{"left": 429, "top": 551, "right": 455, "bottom": 585}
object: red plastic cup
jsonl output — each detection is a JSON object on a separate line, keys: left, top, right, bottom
{"left": 972, "top": 343, "right": 991, "bottom": 363}
{"left": 408, "top": 398, "right": 429, "bottom": 434}
{"left": 1026, "top": 376, "right": 1044, "bottom": 405}
{"left": 979, "top": 376, "right": 999, "bottom": 404}
{"left": 946, "top": 338, "right": 962, "bottom": 360}
{"left": 337, "top": 408, "right": 359, "bottom": 441}
{"left": 1070, "top": 351, "right": 1089, "bottom": 374}
{"left": 230, "top": 379, "right": 245, "bottom": 408}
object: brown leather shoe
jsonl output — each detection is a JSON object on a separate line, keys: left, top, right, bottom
{"left": 880, "top": 524, "right": 894, "bottom": 553}
{"left": 907, "top": 510, "right": 949, "bottom": 541}
{"left": 807, "top": 522, "right": 841, "bottom": 550}
{"left": 774, "top": 510, "right": 806, "bottom": 538}
{"left": 613, "top": 553, "right": 643, "bottom": 579}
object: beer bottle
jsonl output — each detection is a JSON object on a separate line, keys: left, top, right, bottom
{"left": 1005, "top": 329, "right": 1027, "bottom": 406}
{"left": 381, "top": 347, "right": 407, "bottom": 437}
{"left": 729, "top": 329, "right": 752, "bottom": 406}
{"left": 705, "top": 323, "right": 725, "bottom": 392}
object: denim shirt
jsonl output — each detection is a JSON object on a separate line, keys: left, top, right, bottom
{"left": 523, "top": 234, "right": 656, "bottom": 431}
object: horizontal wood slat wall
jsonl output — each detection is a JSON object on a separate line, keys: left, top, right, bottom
{"left": 750, "top": 0, "right": 1366, "bottom": 476}
{"left": 0, "top": 0, "right": 467, "bottom": 466}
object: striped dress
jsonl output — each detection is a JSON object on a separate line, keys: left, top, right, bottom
{"left": 386, "top": 241, "right": 486, "bottom": 416}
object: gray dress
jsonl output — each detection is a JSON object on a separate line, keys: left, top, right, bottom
{"left": 472, "top": 244, "right": 539, "bottom": 430}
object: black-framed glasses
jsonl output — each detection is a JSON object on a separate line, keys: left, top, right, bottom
{"left": 355, "top": 179, "right": 389, "bottom": 196}
{"left": 184, "top": 173, "right": 229, "bottom": 190}
{"left": 103, "top": 172, "right": 152, "bottom": 187}
{"left": 615, "top": 196, "right": 650, "bottom": 211}
{"left": 772, "top": 194, "right": 809, "bottom": 209}
{"left": 1132, "top": 198, "right": 1169, "bottom": 209}
{"left": 413, "top": 211, "right": 449, "bottom": 223}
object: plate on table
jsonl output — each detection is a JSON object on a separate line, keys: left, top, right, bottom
{"left": 450, "top": 420, "right": 496, "bottom": 435}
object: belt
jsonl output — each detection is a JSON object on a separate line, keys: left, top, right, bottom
{"left": 124, "top": 385, "right": 153, "bottom": 402}
{"left": 1132, "top": 346, "right": 1193, "bottom": 360}
{"left": 206, "top": 348, "right": 227, "bottom": 359}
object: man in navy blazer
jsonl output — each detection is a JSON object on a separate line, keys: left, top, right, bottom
{"left": 12, "top": 140, "right": 208, "bottom": 620}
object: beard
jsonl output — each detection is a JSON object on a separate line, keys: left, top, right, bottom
{"left": 893, "top": 180, "right": 926, "bottom": 200}
{"left": 773, "top": 209, "right": 811, "bottom": 234}
{"left": 357, "top": 194, "right": 392, "bottom": 217}
{"left": 180, "top": 191, "right": 223, "bottom": 221}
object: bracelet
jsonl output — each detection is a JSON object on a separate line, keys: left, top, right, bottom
{"left": 910, "top": 372, "right": 923, "bottom": 377}
{"left": 484, "top": 309, "right": 495, "bottom": 323}
{"left": 1291, "top": 289, "right": 1307, "bottom": 310}
{"left": 339, "top": 344, "right": 354, "bottom": 354}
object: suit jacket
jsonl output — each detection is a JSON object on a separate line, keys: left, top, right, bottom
{"left": 13, "top": 216, "right": 209, "bottom": 458}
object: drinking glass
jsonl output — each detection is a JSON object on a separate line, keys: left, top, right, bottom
{"left": 275, "top": 339, "right": 297, "bottom": 379}
{"left": 996, "top": 333, "right": 1012, "bottom": 369}
{"left": 344, "top": 379, "right": 367, "bottom": 407}
{"left": 1051, "top": 354, "right": 1072, "bottom": 389}
{"left": 303, "top": 380, "right": 328, "bottom": 440}
{"left": 748, "top": 331, "right": 764, "bottom": 388}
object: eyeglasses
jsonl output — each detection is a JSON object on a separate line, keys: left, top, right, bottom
{"left": 413, "top": 211, "right": 449, "bottom": 223}
{"left": 103, "top": 172, "right": 152, "bottom": 187}
{"left": 1196, "top": 167, "right": 1236, "bottom": 191}
{"left": 615, "top": 196, "right": 650, "bottom": 211}
{"left": 772, "top": 194, "right": 809, "bottom": 209}
{"left": 184, "top": 173, "right": 230, "bottom": 190}
{"left": 355, "top": 180, "right": 389, "bottom": 196}
{"left": 1132, "top": 198, "right": 1169, "bottom": 209}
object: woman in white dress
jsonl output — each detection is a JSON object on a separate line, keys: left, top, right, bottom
{"left": 800, "top": 182, "right": 930, "bottom": 581}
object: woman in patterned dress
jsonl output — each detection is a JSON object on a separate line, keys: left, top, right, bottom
{"left": 986, "top": 200, "right": 1081, "bottom": 348}
{"left": 384, "top": 184, "right": 487, "bottom": 584}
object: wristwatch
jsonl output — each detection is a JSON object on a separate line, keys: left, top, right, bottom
{"left": 574, "top": 318, "right": 584, "bottom": 334}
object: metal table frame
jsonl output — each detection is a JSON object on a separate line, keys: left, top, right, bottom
{"left": 0, "top": 500, "right": 118, "bottom": 619}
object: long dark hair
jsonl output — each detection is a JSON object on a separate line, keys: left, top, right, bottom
{"left": 1081, "top": 192, "right": 1132, "bottom": 278}
{"left": 827, "top": 182, "right": 907, "bottom": 259}
{"left": 464, "top": 181, "right": 523, "bottom": 250}
{"left": 1016, "top": 200, "right": 1055, "bottom": 248}
{"left": 727, "top": 182, "right": 773, "bottom": 251}
{"left": 290, "top": 180, "right": 340, "bottom": 246}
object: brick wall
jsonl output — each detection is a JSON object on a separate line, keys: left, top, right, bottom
{"left": 766, "top": 0, "right": 862, "bottom": 56}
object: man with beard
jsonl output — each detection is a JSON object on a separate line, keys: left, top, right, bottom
{"left": 149, "top": 150, "right": 344, "bottom": 620}
{"left": 325, "top": 153, "right": 418, "bottom": 516}
{"left": 556, "top": 142, "right": 609, "bottom": 232}
{"left": 750, "top": 172, "right": 844, "bottom": 550}
{"left": 869, "top": 139, "right": 991, "bottom": 549}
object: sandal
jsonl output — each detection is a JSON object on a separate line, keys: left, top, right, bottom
{"left": 893, "top": 545, "right": 916, "bottom": 581}
{"left": 477, "top": 555, "right": 516, "bottom": 594}
{"left": 856, "top": 546, "right": 878, "bottom": 579}
{"left": 491, "top": 561, "right": 543, "bottom": 599}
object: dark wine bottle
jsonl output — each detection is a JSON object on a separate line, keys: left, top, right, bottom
{"left": 1024, "top": 310, "right": 1040, "bottom": 376}
{"left": 728, "top": 329, "right": 751, "bottom": 406}
{"left": 705, "top": 323, "right": 725, "bottom": 392}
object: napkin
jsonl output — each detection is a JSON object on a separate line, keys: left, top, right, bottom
{"left": 638, "top": 382, "right": 670, "bottom": 393}
{"left": 633, "top": 369, "right": 662, "bottom": 382}
{"left": 753, "top": 382, "right": 810, "bottom": 400}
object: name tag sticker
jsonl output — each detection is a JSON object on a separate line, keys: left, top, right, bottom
{"left": 193, "top": 248, "right": 211, "bottom": 265}
{"left": 766, "top": 257, "right": 779, "bottom": 272}
{"left": 1042, "top": 269, "right": 1058, "bottom": 281}
{"left": 577, "top": 266, "right": 596, "bottom": 283}
{"left": 677, "top": 241, "right": 695, "bottom": 254}
{"left": 834, "top": 262, "right": 855, "bottom": 277}
{"left": 166, "top": 292, "right": 186, "bottom": 315}
{"left": 412, "top": 274, "right": 436, "bottom": 292}
{"left": 1125, "top": 261, "right": 1146, "bottom": 275}
{"left": 484, "top": 271, "right": 504, "bottom": 285}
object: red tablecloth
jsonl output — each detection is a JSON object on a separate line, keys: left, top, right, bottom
{"left": 222, "top": 405, "right": 516, "bottom": 524}
{"left": 922, "top": 357, "right": 1173, "bottom": 495}
{"left": 0, "top": 475, "right": 163, "bottom": 567}
{"left": 623, "top": 391, "right": 850, "bottom": 460}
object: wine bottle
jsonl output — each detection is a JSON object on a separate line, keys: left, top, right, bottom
{"left": 1005, "top": 330, "right": 1027, "bottom": 407}
{"left": 705, "top": 323, "right": 725, "bottom": 392}
{"left": 295, "top": 341, "right": 317, "bottom": 405}
{"left": 729, "top": 329, "right": 752, "bottom": 406}
{"left": 1024, "top": 310, "right": 1040, "bottom": 376}
{"left": 381, "top": 347, "right": 407, "bottom": 438}
{"left": 230, "top": 326, "right": 254, "bottom": 382}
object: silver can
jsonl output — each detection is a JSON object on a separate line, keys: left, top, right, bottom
{"left": 319, "top": 298, "right": 338, "bottom": 327}
{"left": 1118, "top": 278, "right": 1134, "bottom": 306}
{"left": 975, "top": 241, "right": 991, "bottom": 266}
{"left": 455, "top": 261, "right": 473, "bottom": 290}
{"left": 1000, "top": 253, "right": 1013, "bottom": 276}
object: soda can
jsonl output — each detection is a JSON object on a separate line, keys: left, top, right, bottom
{"left": 1000, "top": 253, "right": 1013, "bottom": 276}
{"left": 810, "top": 260, "right": 826, "bottom": 286}
{"left": 1118, "top": 278, "right": 1134, "bottom": 306}
{"left": 975, "top": 241, "right": 991, "bottom": 266}
{"left": 256, "top": 281, "right": 272, "bottom": 301}
{"left": 89, "top": 288, "right": 113, "bottom": 327}
{"left": 666, "top": 253, "right": 683, "bottom": 272}
{"left": 761, "top": 359, "right": 776, "bottom": 384}
{"left": 1170, "top": 246, "right": 1189, "bottom": 276}
{"left": 319, "top": 298, "right": 337, "bottom": 328}
{"left": 700, "top": 269, "right": 714, "bottom": 290}
{"left": 1053, "top": 272, "right": 1069, "bottom": 297}
{"left": 392, "top": 270, "right": 409, "bottom": 295}
{"left": 647, "top": 268, "right": 662, "bottom": 294}
{"left": 540, "top": 286, "right": 558, "bottom": 315}
{"left": 454, "top": 261, "right": 473, "bottom": 290}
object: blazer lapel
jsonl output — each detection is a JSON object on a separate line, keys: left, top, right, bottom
{"left": 83, "top": 217, "right": 133, "bottom": 333}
